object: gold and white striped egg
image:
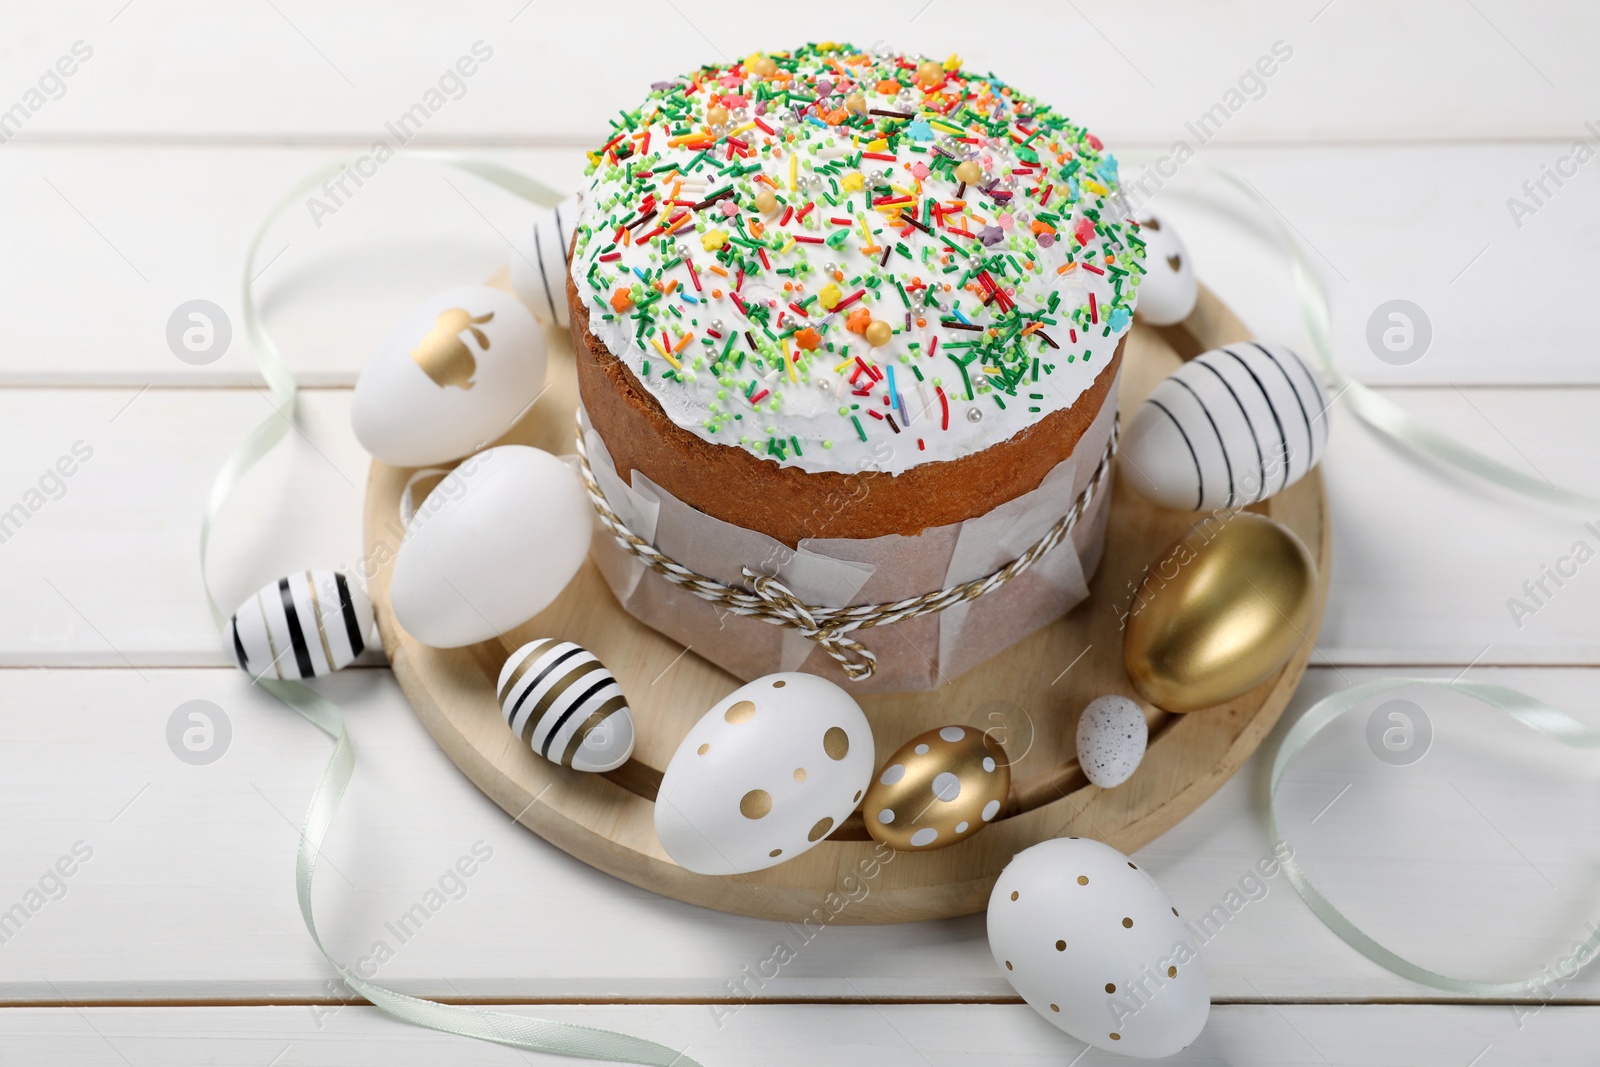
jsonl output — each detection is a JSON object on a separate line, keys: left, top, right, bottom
{"left": 654, "top": 673, "right": 874, "bottom": 875}
{"left": 498, "top": 639, "right": 635, "bottom": 773}
{"left": 1121, "top": 341, "right": 1330, "bottom": 512}
{"left": 1132, "top": 212, "right": 1197, "bottom": 327}
{"left": 229, "top": 570, "right": 374, "bottom": 680}
{"left": 510, "top": 195, "right": 580, "bottom": 328}
{"left": 863, "top": 725, "right": 1010, "bottom": 851}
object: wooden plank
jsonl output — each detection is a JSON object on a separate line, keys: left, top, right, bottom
{"left": 0, "top": 1003, "right": 1593, "bottom": 1064}
{"left": 0, "top": 146, "right": 584, "bottom": 387}
{"left": 8, "top": 2, "right": 1595, "bottom": 143}
{"left": 1, "top": 143, "right": 1593, "bottom": 388}
{"left": 2, "top": 665, "right": 1598, "bottom": 1003}
{"left": 2, "top": 385, "right": 1596, "bottom": 668}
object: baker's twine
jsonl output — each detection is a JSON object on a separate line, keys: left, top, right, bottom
{"left": 574, "top": 415, "right": 1118, "bottom": 681}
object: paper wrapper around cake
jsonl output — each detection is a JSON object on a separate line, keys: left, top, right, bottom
{"left": 571, "top": 293, "right": 1122, "bottom": 694}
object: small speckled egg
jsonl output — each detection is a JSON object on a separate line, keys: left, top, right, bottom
{"left": 498, "top": 639, "right": 634, "bottom": 773}
{"left": 863, "top": 725, "right": 1010, "bottom": 851}
{"left": 988, "top": 837, "right": 1209, "bottom": 1057}
{"left": 655, "top": 673, "right": 874, "bottom": 875}
{"left": 1076, "top": 696, "right": 1149, "bottom": 788}
{"left": 1132, "top": 213, "right": 1197, "bottom": 327}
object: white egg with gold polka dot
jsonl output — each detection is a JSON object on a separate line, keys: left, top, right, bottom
{"left": 654, "top": 672, "right": 874, "bottom": 875}
{"left": 988, "top": 837, "right": 1209, "bottom": 1058}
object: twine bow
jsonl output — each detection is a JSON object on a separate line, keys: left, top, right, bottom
{"left": 575, "top": 414, "right": 1117, "bottom": 682}
{"left": 741, "top": 569, "right": 878, "bottom": 680}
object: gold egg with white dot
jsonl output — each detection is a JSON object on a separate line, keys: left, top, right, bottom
{"left": 863, "top": 725, "right": 1009, "bottom": 852}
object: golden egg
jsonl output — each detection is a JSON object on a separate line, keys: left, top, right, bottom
{"left": 707, "top": 105, "right": 729, "bottom": 128}
{"left": 753, "top": 189, "right": 778, "bottom": 215}
{"left": 748, "top": 54, "right": 778, "bottom": 78}
{"left": 954, "top": 160, "right": 982, "bottom": 185}
{"left": 916, "top": 60, "right": 946, "bottom": 89}
{"left": 864, "top": 320, "right": 893, "bottom": 347}
{"left": 1123, "top": 512, "right": 1317, "bottom": 713}
{"left": 864, "top": 725, "right": 1010, "bottom": 851}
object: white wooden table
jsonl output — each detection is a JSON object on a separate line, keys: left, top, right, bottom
{"left": 4, "top": 3, "right": 1599, "bottom": 1063}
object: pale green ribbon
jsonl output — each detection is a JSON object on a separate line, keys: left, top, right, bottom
{"left": 1268, "top": 678, "right": 1600, "bottom": 996}
{"left": 1201, "top": 165, "right": 1600, "bottom": 515}
{"left": 1203, "top": 167, "right": 1600, "bottom": 994}
{"left": 202, "top": 154, "right": 702, "bottom": 1066}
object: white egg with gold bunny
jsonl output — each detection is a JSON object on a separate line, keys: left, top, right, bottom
{"left": 352, "top": 284, "right": 545, "bottom": 468}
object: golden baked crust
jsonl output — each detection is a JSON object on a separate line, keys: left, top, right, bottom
{"left": 570, "top": 276, "right": 1121, "bottom": 549}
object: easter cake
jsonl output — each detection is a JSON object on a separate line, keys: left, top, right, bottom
{"left": 565, "top": 43, "right": 1145, "bottom": 687}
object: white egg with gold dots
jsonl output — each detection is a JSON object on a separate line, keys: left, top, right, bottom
{"left": 498, "top": 639, "right": 635, "bottom": 773}
{"left": 654, "top": 673, "right": 875, "bottom": 876}
{"left": 988, "top": 837, "right": 1209, "bottom": 1058}
{"left": 229, "top": 570, "right": 374, "bottom": 681}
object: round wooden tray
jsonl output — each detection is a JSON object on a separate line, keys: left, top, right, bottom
{"left": 362, "top": 281, "right": 1330, "bottom": 924}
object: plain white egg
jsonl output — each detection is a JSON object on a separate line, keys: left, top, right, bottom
{"left": 390, "top": 445, "right": 591, "bottom": 648}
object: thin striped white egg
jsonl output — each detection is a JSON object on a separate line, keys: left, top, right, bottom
{"left": 498, "top": 639, "right": 635, "bottom": 773}
{"left": 1121, "top": 341, "right": 1330, "bottom": 511}
{"left": 230, "top": 570, "right": 374, "bottom": 680}
{"left": 510, "top": 195, "right": 580, "bottom": 328}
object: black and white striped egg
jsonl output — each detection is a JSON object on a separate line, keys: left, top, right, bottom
{"left": 1121, "top": 342, "right": 1330, "bottom": 511}
{"left": 497, "top": 639, "right": 635, "bottom": 773}
{"left": 510, "top": 195, "right": 580, "bottom": 328}
{"left": 229, "top": 570, "right": 374, "bottom": 680}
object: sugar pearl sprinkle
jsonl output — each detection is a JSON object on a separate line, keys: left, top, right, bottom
{"left": 574, "top": 43, "right": 1145, "bottom": 476}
